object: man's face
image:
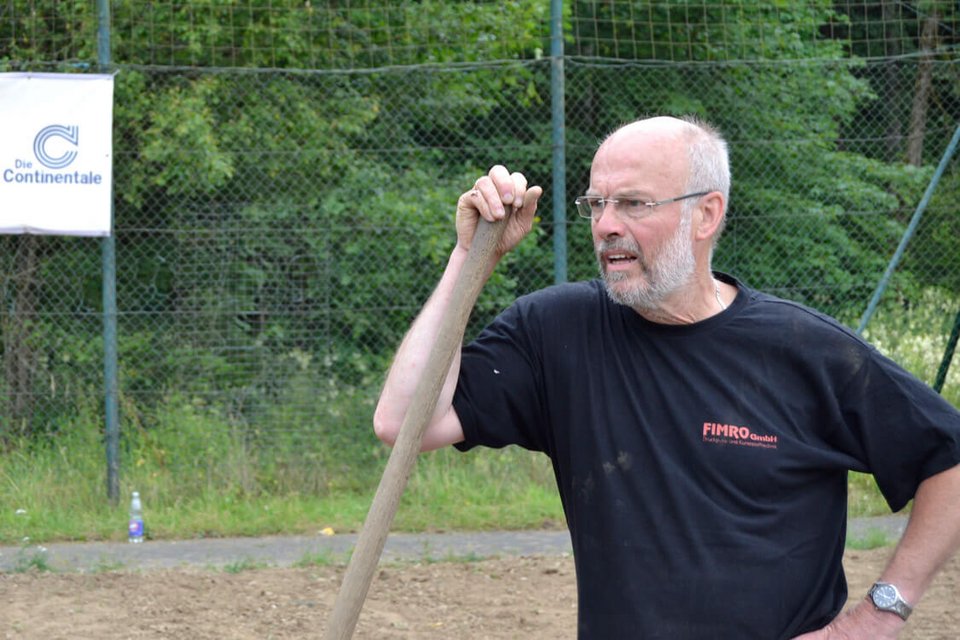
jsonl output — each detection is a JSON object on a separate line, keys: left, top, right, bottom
{"left": 595, "top": 207, "right": 695, "bottom": 310}
{"left": 588, "top": 127, "right": 697, "bottom": 310}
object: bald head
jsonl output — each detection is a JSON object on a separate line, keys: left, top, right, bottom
{"left": 600, "top": 116, "right": 694, "bottom": 149}
{"left": 597, "top": 115, "right": 730, "bottom": 221}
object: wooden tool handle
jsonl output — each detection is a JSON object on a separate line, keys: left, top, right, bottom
{"left": 323, "top": 215, "right": 508, "bottom": 640}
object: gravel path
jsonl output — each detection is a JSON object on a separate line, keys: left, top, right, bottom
{"left": 0, "top": 515, "right": 908, "bottom": 573}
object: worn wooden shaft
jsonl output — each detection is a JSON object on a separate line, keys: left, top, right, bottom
{"left": 323, "top": 216, "right": 506, "bottom": 640}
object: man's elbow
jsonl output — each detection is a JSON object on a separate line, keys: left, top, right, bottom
{"left": 372, "top": 405, "right": 399, "bottom": 447}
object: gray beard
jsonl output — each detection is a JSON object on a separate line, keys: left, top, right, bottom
{"left": 597, "top": 213, "right": 695, "bottom": 310}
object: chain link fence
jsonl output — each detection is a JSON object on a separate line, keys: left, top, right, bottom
{"left": 1, "top": 1, "right": 958, "bottom": 490}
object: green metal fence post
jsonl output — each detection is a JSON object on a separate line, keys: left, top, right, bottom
{"left": 857, "top": 124, "right": 960, "bottom": 335}
{"left": 97, "top": 0, "right": 120, "bottom": 505}
{"left": 934, "top": 310, "right": 960, "bottom": 394}
{"left": 550, "top": 0, "right": 567, "bottom": 284}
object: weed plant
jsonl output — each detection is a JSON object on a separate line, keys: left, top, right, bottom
{"left": 846, "top": 528, "right": 892, "bottom": 551}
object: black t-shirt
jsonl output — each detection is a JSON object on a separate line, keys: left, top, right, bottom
{"left": 452, "top": 274, "right": 960, "bottom": 639}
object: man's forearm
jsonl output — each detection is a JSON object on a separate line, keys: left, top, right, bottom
{"left": 876, "top": 463, "right": 960, "bottom": 607}
{"left": 373, "top": 166, "right": 540, "bottom": 450}
{"left": 373, "top": 245, "right": 473, "bottom": 448}
{"left": 791, "top": 463, "right": 960, "bottom": 639}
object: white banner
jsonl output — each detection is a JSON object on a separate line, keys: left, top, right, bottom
{"left": 0, "top": 73, "right": 114, "bottom": 236}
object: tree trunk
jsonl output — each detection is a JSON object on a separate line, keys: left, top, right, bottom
{"left": 1, "top": 235, "right": 40, "bottom": 440}
{"left": 906, "top": 11, "right": 940, "bottom": 166}
{"left": 882, "top": 0, "right": 903, "bottom": 160}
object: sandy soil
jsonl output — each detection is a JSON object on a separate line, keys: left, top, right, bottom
{"left": 2, "top": 547, "right": 958, "bottom": 639}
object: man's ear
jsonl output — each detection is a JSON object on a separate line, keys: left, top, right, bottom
{"left": 694, "top": 191, "right": 725, "bottom": 241}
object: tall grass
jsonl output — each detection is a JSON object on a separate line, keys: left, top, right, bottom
{"left": 399, "top": 447, "right": 563, "bottom": 531}
{"left": 862, "top": 286, "right": 960, "bottom": 407}
{"left": 2, "top": 286, "right": 957, "bottom": 544}
{"left": 0, "top": 394, "right": 565, "bottom": 544}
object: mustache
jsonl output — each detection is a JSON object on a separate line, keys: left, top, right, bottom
{"left": 595, "top": 237, "right": 643, "bottom": 258}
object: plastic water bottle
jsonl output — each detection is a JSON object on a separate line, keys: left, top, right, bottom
{"left": 128, "top": 491, "right": 144, "bottom": 544}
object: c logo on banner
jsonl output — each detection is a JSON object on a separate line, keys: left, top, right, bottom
{"left": 33, "top": 125, "right": 79, "bottom": 170}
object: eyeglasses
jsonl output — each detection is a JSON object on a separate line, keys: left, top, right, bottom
{"left": 574, "top": 191, "right": 710, "bottom": 221}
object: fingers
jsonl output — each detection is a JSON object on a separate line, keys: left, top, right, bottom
{"left": 521, "top": 184, "right": 543, "bottom": 213}
{"left": 472, "top": 165, "right": 537, "bottom": 222}
{"left": 512, "top": 184, "right": 543, "bottom": 239}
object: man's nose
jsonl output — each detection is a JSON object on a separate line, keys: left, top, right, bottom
{"left": 592, "top": 201, "right": 627, "bottom": 235}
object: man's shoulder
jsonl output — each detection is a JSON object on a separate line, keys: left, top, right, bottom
{"left": 734, "top": 285, "right": 878, "bottom": 369}
{"left": 515, "top": 279, "right": 608, "bottom": 311}
{"left": 490, "top": 280, "right": 613, "bottom": 341}
{"left": 743, "top": 286, "right": 861, "bottom": 338}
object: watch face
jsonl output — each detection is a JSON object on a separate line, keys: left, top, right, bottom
{"left": 873, "top": 584, "right": 898, "bottom": 608}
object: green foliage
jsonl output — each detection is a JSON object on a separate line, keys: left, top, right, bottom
{"left": 0, "top": 2, "right": 957, "bottom": 532}
{"left": 571, "top": 0, "right": 847, "bottom": 61}
{"left": 905, "top": 170, "right": 960, "bottom": 292}
{"left": 140, "top": 78, "right": 236, "bottom": 195}
{"left": 0, "top": 0, "right": 96, "bottom": 66}
{"left": 109, "top": 0, "right": 547, "bottom": 68}
{"left": 863, "top": 287, "right": 960, "bottom": 399}
{"left": 717, "top": 153, "right": 933, "bottom": 316}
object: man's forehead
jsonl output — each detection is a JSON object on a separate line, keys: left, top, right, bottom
{"left": 593, "top": 126, "right": 688, "bottom": 184}
{"left": 604, "top": 117, "right": 688, "bottom": 148}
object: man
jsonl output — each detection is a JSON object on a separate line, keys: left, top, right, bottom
{"left": 374, "top": 115, "right": 960, "bottom": 638}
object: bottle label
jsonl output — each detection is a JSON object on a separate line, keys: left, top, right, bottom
{"left": 129, "top": 518, "right": 144, "bottom": 538}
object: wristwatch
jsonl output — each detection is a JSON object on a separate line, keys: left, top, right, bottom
{"left": 867, "top": 582, "right": 913, "bottom": 620}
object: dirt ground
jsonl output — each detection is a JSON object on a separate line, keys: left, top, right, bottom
{"left": 2, "top": 547, "right": 958, "bottom": 639}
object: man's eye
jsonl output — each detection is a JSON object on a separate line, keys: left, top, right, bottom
{"left": 623, "top": 199, "right": 644, "bottom": 209}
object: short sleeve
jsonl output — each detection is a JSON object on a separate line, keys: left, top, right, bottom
{"left": 452, "top": 300, "right": 550, "bottom": 453}
{"left": 840, "top": 348, "right": 960, "bottom": 511}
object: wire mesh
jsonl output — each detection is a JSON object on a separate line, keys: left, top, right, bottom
{"left": 1, "top": 1, "right": 958, "bottom": 486}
